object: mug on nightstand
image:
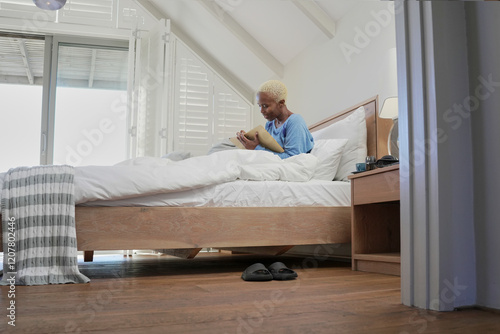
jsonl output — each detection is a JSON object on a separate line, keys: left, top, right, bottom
{"left": 356, "top": 163, "right": 366, "bottom": 172}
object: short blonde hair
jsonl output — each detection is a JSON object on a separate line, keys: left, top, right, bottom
{"left": 258, "top": 80, "right": 288, "bottom": 103}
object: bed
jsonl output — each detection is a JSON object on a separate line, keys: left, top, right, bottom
{"left": 0, "top": 96, "right": 391, "bottom": 262}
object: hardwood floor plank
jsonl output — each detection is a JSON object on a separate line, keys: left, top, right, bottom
{"left": 1, "top": 253, "right": 499, "bottom": 334}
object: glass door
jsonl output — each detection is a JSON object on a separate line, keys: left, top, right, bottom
{"left": 50, "top": 38, "right": 129, "bottom": 166}
{"left": 0, "top": 34, "right": 45, "bottom": 172}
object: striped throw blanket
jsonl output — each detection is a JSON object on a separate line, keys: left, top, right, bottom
{"left": 0, "top": 165, "right": 89, "bottom": 285}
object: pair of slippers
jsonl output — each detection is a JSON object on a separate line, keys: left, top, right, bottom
{"left": 241, "top": 262, "right": 298, "bottom": 281}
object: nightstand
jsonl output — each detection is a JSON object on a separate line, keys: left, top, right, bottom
{"left": 348, "top": 164, "right": 400, "bottom": 276}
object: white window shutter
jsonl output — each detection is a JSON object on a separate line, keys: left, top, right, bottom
{"left": 59, "top": 0, "right": 117, "bottom": 28}
{"left": 127, "top": 19, "right": 170, "bottom": 158}
{"left": 130, "top": 32, "right": 252, "bottom": 159}
{"left": 127, "top": 29, "right": 140, "bottom": 159}
{"left": 172, "top": 38, "right": 253, "bottom": 156}
{"left": 213, "top": 75, "right": 252, "bottom": 142}
{"left": 173, "top": 41, "right": 213, "bottom": 157}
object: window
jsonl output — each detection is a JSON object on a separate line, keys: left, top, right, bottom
{"left": 172, "top": 39, "right": 253, "bottom": 156}
{"left": 52, "top": 42, "right": 129, "bottom": 166}
{"left": 0, "top": 33, "right": 129, "bottom": 172}
{"left": 0, "top": 34, "right": 44, "bottom": 172}
{"left": 128, "top": 25, "right": 253, "bottom": 158}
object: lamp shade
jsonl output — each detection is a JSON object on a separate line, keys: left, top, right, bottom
{"left": 380, "top": 97, "right": 398, "bottom": 120}
{"left": 33, "top": 0, "right": 66, "bottom": 10}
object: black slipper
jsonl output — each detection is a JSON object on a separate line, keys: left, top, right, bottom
{"left": 268, "top": 262, "right": 298, "bottom": 280}
{"left": 241, "top": 263, "right": 273, "bottom": 281}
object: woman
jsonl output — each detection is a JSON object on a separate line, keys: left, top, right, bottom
{"left": 236, "top": 80, "right": 314, "bottom": 159}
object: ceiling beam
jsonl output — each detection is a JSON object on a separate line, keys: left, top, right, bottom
{"left": 133, "top": 0, "right": 255, "bottom": 102}
{"left": 197, "top": 0, "right": 284, "bottom": 77}
{"left": 291, "top": 0, "right": 336, "bottom": 39}
{"left": 89, "top": 49, "right": 97, "bottom": 88}
{"left": 17, "top": 39, "right": 34, "bottom": 85}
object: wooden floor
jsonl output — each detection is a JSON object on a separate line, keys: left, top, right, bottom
{"left": 1, "top": 253, "right": 499, "bottom": 334}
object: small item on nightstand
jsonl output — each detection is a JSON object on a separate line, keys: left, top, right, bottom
{"left": 375, "top": 155, "right": 399, "bottom": 168}
{"left": 365, "top": 156, "right": 376, "bottom": 171}
{"left": 356, "top": 163, "right": 366, "bottom": 172}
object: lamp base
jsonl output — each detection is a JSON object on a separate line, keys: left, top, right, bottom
{"left": 388, "top": 118, "right": 399, "bottom": 159}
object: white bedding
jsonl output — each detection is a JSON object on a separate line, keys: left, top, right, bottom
{"left": 0, "top": 150, "right": 319, "bottom": 204}
{"left": 79, "top": 179, "right": 351, "bottom": 207}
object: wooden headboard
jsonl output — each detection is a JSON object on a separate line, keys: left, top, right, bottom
{"left": 308, "top": 96, "right": 392, "bottom": 159}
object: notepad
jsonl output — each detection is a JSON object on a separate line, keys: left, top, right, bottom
{"left": 229, "top": 125, "right": 284, "bottom": 153}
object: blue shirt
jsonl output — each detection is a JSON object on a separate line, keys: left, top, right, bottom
{"left": 255, "top": 114, "right": 314, "bottom": 159}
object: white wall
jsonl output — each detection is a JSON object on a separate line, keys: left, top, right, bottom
{"left": 275, "top": 1, "right": 397, "bottom": 126}
{"left": 466, "top": 2, "right": 500, "bottom": 310}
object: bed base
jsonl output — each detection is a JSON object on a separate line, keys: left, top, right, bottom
{"left": 74, "top": 206, "right": 350, "bottom": 261}
{"left": 0, "top": 207, "right": 350, "bottom": 259}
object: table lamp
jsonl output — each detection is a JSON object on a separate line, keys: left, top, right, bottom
{"left": 379, "top": 97, "right": 399, "bottom": 158}
{"left": 33, "top": 0, "right": 66, "bottom": 10}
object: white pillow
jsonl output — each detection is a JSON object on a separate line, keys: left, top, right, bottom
{"left": 310, "top": 139, "right": 348, "bottom": 180}
{"left": 312, "top": 106, "right": 367, "bottom": 181}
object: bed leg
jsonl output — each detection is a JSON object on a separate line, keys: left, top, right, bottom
{"left": 83, "top": 251, "right": 94, "bottom": 262}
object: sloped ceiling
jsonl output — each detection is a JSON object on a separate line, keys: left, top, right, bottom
{"left": 141, "top": 0, "right": 359, "bottom": 99}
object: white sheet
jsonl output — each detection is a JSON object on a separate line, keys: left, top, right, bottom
{"left": 0, "top": 150, "right": 318, "bottom": 204}
{"left": 210, "top": 180, "right": 350, "bottom": 207}
{"left": 79, "top": 180, "right": 351, "bottom": 207}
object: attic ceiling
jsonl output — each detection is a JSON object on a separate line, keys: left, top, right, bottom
{"left": 140, "top": 0, "right": 359, "bottom": 95}
{"left": 0, "top": 0, "right": 360, "bottom": 96}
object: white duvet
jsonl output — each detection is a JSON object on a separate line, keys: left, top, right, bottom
{"left": 0, "top": 150, "right": 318, "bottom": 204}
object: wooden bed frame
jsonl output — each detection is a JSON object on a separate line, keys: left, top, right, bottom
{"left": 0, "top": 96, "right": 391, "bottom": 262}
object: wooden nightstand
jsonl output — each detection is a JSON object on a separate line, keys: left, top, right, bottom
{"left": 348, "top": 164, "right": 400, "bottom": 276}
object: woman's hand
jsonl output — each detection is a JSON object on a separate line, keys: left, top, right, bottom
{"left": 236, "top": 130, "right": 260, "bottom": 150}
